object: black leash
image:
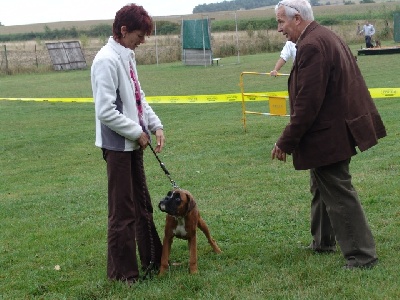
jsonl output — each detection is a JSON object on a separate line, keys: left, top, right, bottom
{"left": 141, "top": 143, "right": 179, "bottom": 281}
{"left": 148, "top": 143, "right": 179, "bottom": 189}
{"left": 138, "top": 148, "right": 157, "bottom": 281}
{"left": 141, "top": 261, "right": 156, "bottom": 281}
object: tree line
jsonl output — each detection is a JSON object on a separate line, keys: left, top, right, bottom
{"left": 193, "top": 0, "right": 280, "bottom": 13}
{"left": 0, "top": 19, "right": 282, "bottom": 43}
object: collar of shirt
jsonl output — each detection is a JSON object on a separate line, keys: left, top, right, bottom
{"left": 296, "top": 21, "right": 312, "bottom": 44}
{"left": 109, "top": 36, "right": 135, "bottom": 63}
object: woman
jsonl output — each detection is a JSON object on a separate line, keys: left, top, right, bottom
{"left": 91, "top": 4, "right": 164, "bottom": 284}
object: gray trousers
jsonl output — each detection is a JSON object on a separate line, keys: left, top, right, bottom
{"left": 102, "top": 149, "right": 162, "bottom": 281}
{"left": 310, "top": 159, "right": 377, "bottom": 265}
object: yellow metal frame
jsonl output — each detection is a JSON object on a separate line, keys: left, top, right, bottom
{"left": 240, "top": 71, "right": 290, "bottom": 131}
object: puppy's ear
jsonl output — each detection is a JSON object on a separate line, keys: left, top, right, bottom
{"left": 186, "top": 192, "right": 196, "bottom": 212}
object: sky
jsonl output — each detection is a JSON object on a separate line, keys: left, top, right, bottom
{"left": 1, "top": 0, "right": 218, "bottom": 26}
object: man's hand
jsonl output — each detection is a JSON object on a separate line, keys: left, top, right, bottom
{"left": 270, "top": 70, "right": 278, "bottom": 77}
{"left": 271, "top": 143, "right": 287, "bottom": 162}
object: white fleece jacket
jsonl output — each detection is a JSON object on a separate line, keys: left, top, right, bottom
{"left": 91, "top": 37, "right": 163, "bottom": 151}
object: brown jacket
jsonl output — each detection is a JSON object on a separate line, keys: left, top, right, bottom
{"left": 277, "top": 21, "right": 386, "bottom": 170}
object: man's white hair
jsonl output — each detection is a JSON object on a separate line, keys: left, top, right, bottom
{"left": 275, "top": 0, "right": 315, "bottom": 21}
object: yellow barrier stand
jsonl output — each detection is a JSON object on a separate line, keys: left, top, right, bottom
{"left": 269, "top": 96, "right": 288, "bottom": 116}
{"left": 239, "top": 71, "right": 289, "bottom": 132}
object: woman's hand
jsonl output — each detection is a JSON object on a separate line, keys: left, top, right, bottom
{"left": 153, "top": 129, "right": 165, "bottom": 153}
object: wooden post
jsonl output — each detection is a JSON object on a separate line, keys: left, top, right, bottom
{"left": 4, "top": 44, "right": 9, "bottom": 73}
{"left": 35, "top": 44, "right": 39, "bottom": 68}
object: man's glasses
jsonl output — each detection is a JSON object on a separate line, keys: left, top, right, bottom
{"left": 278, "top": 1, "right": 300, "bottom": 13}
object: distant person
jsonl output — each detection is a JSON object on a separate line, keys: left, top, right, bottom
{"left": 91, "top": 4, "right": 165, "bottom": 284}
{"left": 359, "top": 20, "right": 375, "bottom": 48}
{"left": 270, "top": 40, "right": 296, "bottom": 76}
{"left": 271, "top": 0, "right": 386, "bottom": 269}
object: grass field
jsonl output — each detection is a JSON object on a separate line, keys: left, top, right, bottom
{"left": 1, "top": 47, "right": 399, "bottom": 299}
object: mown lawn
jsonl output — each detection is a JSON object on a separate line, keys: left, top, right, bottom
{"left": 1, "top": 48, "right": 399, "bottom": 299}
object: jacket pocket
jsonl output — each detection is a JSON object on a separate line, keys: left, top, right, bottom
{"left": 346, "top": 113, "right": 377, "bottom": 151}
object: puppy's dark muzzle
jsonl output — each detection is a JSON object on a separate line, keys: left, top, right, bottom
{"left": 158, "top": 195, "right": 179, "bottom": 216}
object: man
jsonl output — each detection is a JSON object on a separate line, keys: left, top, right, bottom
{"left": 359, "top": 20, "right": 376, "bottom": 48}
{"left": 271, "top": 0, "right": 386, "bottom": 269}
{"left": 270, "top": 40, "right": 296, "bottom": 76}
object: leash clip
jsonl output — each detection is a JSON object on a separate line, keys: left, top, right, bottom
{"left": 168, "top": 176, "right": 179, "bottom": 189}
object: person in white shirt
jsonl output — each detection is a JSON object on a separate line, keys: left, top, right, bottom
{"left": 359, "top": 20, "right": 376, "bottom": 48}
{"left": 270, "top": 41, "right": 296, "bottom": 76}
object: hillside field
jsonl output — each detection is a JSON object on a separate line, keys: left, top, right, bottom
{"left": 0, "top": 2, "right": 398, "bottom": 35}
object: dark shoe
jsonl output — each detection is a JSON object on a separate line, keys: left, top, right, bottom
{"left": 110, "top": 277, "right": 139, "bottom": 286}
{"left": 125, "top": 277, "right": 139, "bottom": 287}
{"left": 343, "top": 258, "right": 378, "bottom": 270}
{"left": 304, "top": 243, "right": 336, "bottom": 254}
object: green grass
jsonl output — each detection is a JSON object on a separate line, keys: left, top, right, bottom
{"left": 1, "top": 48, "right": 399, "bottom": 299}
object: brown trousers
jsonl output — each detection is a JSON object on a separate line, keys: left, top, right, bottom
{"left": 102, "top": 149, "right": 162, "bottom": 281}
{"left": 310, "top": 159, "right": 377, "bottom": 265}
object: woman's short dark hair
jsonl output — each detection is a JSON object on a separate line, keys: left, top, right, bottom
{"left": 112, "top": 4, "right": 153, "bottom": 39}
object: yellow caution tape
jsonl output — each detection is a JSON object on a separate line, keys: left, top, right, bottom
{"left": 0, "top": 88, "right": 398, "bottom": 103}
{"left": 0, "top": 97, "right": 93, "bottom": 103}
{"left": 145, "top": 93, "right": 242, "bottom": 103}
{"left": 368, "top": 88, "right": 400, "bottom": 98}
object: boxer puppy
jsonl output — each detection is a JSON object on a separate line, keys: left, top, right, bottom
{"left": 158, "top": 189, "right": 222, "bottom": 274}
